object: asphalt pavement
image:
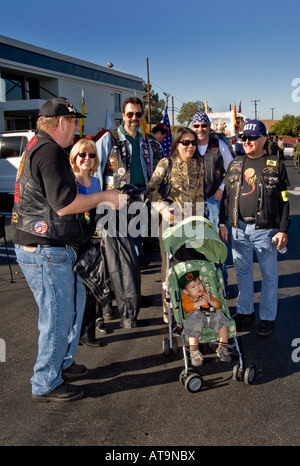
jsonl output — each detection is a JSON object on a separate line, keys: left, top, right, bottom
{"left": 0, "top": 158, "right": 299, "bottom": 449}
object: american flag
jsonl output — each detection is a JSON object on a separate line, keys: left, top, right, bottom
{"left": 161, "top": 110, "right": 172, "bottom": 157}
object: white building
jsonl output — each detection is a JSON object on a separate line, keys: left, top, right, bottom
{"left": 0, "top": 35, "right": 144, "bottom": 134}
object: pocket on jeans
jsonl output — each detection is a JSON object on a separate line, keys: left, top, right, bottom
{"left": 18, "top": 262, "right": 43, "bottom": 293}
{"left": 45, "top": 248, "right": 70, "bottom": 266}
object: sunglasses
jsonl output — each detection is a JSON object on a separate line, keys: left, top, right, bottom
{"left": 77, "top": 152, "right": 96, "bottom": 158}
{"left": 179, "top": 140, "right": 198, "bottom": 146}
{"left": 192, "top": 123, "right": 208, "bottom": 129}
{"left": 241, "top": 135, "right": 262, "bottom": 142}
{"left": 125, "top": 111, "right": 143, "bottom": 119}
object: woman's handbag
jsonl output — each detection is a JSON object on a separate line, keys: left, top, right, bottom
{"left": 158, "top": 159, "right": 172, "bottom": 200}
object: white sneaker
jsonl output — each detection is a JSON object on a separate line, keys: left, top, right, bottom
{"left": 190, "top": 349, "right": 204, "bottom": 366}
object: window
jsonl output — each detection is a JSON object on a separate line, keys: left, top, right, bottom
{"left": 114, "top": 93, "right": 121, "bottom": 112}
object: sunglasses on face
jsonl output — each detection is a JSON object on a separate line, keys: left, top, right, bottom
{"left": 77, "top": 152, "right": 96, "bottom": 158}
{"left": 241, "top": 135, "right": 261, "bottom": 142}
{"left": 179, "top": 140, "right": 198, "bottom": 146}
{"left": 192, "top": 123, "right": 208, "bottom": 129}
{"left": 125, "top": 111, "right": 143, "bottom": 119}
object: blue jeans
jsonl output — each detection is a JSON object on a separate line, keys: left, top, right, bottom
{"left": 205, "top": 196, "right": 228, "bottom": 287}
{"left": 15, "top": 244, "right": 86, "bottom": 395}
{"left": 231, "top": 222, "right": 278, "bottom": 321}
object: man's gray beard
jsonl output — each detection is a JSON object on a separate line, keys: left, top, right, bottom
{"left": 128, "top": 121, "right": 140, "bottom": 132}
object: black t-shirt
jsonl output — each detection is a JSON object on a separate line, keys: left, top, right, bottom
{"left": 238, "top": 155, "right": 266, "bottom": 219}
{"left": 13, "top": 131, "right": 77, "bottom": 245}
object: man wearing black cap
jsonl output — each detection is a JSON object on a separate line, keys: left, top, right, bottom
{"left": 219, "top": 120, "right": 290, "bottom": 336}
{"left": 12, "top": 97, "right": 127, "bottom": 402}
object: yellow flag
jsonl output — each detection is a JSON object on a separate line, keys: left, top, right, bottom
{"left": 140, "top": 116, "right": 149, "bottom": 137}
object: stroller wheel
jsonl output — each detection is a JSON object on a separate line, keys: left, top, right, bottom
{"left": 162, "top": 337, "right": 170, "bottom": 355}
{"left": 244, "top": 365, "right": 256, "bottom": 385}
{"left": 185, "top": 373, "right": 203, "bottom": 393}
{"left": 232, "top": 364, "right": 243, "bottom": 382}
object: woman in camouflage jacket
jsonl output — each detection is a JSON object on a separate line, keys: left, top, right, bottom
{"left": 147, "top": 127, "right": 205, "bottom": 322}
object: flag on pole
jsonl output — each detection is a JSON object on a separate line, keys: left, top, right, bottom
{"left": 205, "top": 97, "right": 208, "bottom": 114}
{"left": 161, "top": 109, "right": 172, "bottom": 157}
{"left": 238, "top": 100, "right": 242, "bottom": 113}
{"left": 79, "top": 89, "right": 85, "bottom": 138}
{"left": 140, "top": 115, "right": 149, "bottom": 137}
{"left": 105, "top": 109, "right": 112, "bottom": 130}
{"left": 233, "top": 101, "right": 237, "bottom": 127}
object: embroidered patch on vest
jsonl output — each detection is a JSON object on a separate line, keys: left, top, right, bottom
{"left": 106, "top": 156, "right": 118, "bottom": 170}
{"left": 34, "top": 221, "right": 48, "bottom": 235}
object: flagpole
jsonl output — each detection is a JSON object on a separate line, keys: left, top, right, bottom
{"left": 147, "top": 58, "right": 151, "bottom": 126}
{"left": 79, "top": 89, "right": 85, "bottom": 138}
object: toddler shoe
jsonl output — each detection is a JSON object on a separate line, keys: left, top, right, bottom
{"left": 190, "top": 349, "right": 204, "bottom": 366}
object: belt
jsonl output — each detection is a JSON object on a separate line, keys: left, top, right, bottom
{"left": 198, "top": 307, "right": 216, "bottom": 316}
{"left": 241, "top": 217, "right": 255, "bottom": 224}
{"left": 26, "top": 244, "right": 67, "bottom": 248}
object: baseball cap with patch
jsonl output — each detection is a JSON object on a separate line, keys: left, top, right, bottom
{"left": 191, "top": 112, "right": 210, "bottom": 125}
{"left": 178, "top": 270, "right": 200, "bottom": 289}
{"left": 38, "top": 97, "right": 86, "bottom": 118}
{"left": 243, "top": 119, "right": 267, "bottom": 137}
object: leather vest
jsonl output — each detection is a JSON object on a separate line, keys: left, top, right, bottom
{"left": 224, "top": 155, "right": 283, "bottom": 230}
{"left": 12, "top": 134, "right": 90, "bottom": 244}
{"left": 203, "top": 137, "right": 225, "bottom": 198}
{"left": 103, "top": 131, "right": 130, "bottom": 190}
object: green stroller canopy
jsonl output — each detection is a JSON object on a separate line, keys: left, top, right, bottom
{"left": 162, "top": 215, "right": 228, "bottom": 265}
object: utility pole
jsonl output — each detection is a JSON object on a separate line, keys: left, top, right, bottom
{"left": 270, "top": 107, "right": 275, "bottom": 120}
{"left": 251, "top": 99, "right": 260, "bottom": 119}
{"left": 146, "top": 58, "right": 151, "bottom": 126}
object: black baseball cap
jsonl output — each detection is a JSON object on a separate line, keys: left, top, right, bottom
{"left": 38, "top": 97, "right": 85, "bottom": 118}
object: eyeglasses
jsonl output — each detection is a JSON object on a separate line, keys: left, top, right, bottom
{"left": 192, "top": 123, "right": 208, "bottom": 129}
{"left": 241, "top": 135, "right": 262, "bottom": 142}
{"left": 77, "top": 152, "right": 96, "bottom": 159}
{"left": 65, "top": 116, "right": 79, "bottom": 125}
{"left": 125, "top": 111, "right": 143, "bottom": 119}
{"left": 179, "top": 140, "right": 198, "bottom": 146}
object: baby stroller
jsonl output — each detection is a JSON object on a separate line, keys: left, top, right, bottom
{"left": 162, "top": 215, "right": 256, "bottom": 393}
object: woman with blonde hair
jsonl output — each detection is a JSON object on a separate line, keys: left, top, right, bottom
{"left": 70, "top": 138, "right": 112, "bottom": 344}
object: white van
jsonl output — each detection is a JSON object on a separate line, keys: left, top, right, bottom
{"left": 0, "top": 130, "right": 36, "bottom": 194}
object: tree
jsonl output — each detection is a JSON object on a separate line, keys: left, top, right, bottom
{"left": 270, "top": 114, "right": 300, "bottom": 136}
{"left": 177, "top": 100, "right": 213, "bottom": 126}
{"left": 142, "top": 83, "right": 165, "bottom": 125}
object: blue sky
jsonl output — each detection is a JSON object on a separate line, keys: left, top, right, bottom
{"left": 2, "top": 0, "right": 300, "bottom": 122}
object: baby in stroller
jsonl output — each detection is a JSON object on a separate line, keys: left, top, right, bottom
{"left": 179, "top": 270, "right": 231, "bottom": 366}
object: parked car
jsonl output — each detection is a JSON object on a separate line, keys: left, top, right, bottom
{"left": 283, "top": 142, "right": 294, "bottom": 158}
{"left": 0, "top": 130, "right": 35, "bottom": 194}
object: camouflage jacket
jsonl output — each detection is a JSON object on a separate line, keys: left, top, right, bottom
{"left": 147, "top": 155, "right": 204, "bottom": 215}
{"left": 293, "top": 141, "right": 300, "bottom": 154}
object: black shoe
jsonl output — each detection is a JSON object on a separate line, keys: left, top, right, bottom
{"left": 79, "top": 338, "right": 103, "bottom": 347}
{"left": 257, "top": 320, "right": 274, "bottom": 336}
{"left": 62, "top": 362, "right": 88, "bottom": 382}
{"left": 233, "top": 312, "right": 255, "bottom": 330}
{"left": 96, "top": 317, "right": 108, "bottom": 334}
{"left": 120, "top": 317, "right": 138, "bottom": 329}
{"left": 32, "top": 383, "right": 84, "bottom": 402}
{"left": 102, "top": 303, "right": 114, "bottom": 320}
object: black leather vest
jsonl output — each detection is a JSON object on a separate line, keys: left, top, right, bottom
{"left": 12, "top": 134, "right": 90, "bottom": 244}
{"left": 224, "top": 155, "right": 283, "bottom": 230}
{"left": 103, "top": 131, "right": 131, "bottom": 190}
{"left": 203, "top": 137, "right": 225, "bottom": 198}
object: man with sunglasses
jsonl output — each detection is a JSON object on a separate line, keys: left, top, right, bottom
{"left": 96, "top": 96, "right": 163, "bottom": 327}
{"left": 12, "top": 97, "right": 127, "bottom": 402}
{"left": 191, "top": 111, "right": 233, "bottom": 296}
{"left": 219, "top": 120, "right": 290, "bottom": 336}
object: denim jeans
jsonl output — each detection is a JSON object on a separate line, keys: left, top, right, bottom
{"left": 231, "top": 222, "right": 278, "bottom": 321}
{"left": 205, "top": 196, "right": 228, "bottom": 287}
{"left": 15, "top": 244, "right": 86, "bottom": 395}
